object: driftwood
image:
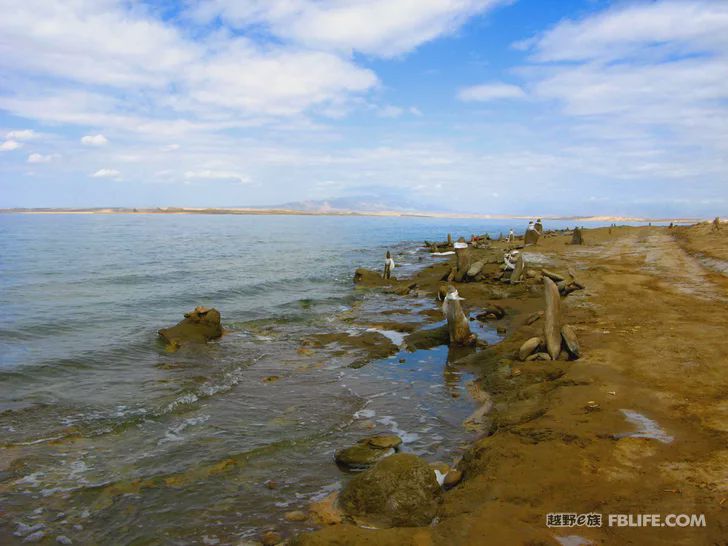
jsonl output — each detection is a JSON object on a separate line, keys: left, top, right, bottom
{"left": 442, "top": 286, "right": 475, "bottom": 346}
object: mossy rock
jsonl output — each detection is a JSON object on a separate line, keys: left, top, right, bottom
{"left": 339, "top": 453, "right": 442, "bottom": 527}
{"left": 158, "top": 306, "right": 222, "bottom": 347}
{"left": 404, "top": 325, "right": 449, "bottom": 351}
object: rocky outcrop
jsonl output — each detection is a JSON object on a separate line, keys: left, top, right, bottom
{"left": 338, "top": 453, "right": 442, "bottom": 527}
{"left": 158, "top": 306, "right": 222, "bottom": 347}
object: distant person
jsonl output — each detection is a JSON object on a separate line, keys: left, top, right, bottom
{"left": 713, "top": 217, "right": 721, "bottom": 232}
{"left": 534, "top": 218, "right": 543, "bottom": 234}
{"left": 508, "top": 228, "right": 514, "bottom": 242}
{"left": 383, "top": 251, "right": 395, "bottom": 279}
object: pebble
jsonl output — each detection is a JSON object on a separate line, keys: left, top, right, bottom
{"left": 56, "top": 537, "right": 73, "bottom": 545}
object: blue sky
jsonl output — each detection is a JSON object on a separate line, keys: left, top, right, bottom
{"left": 0, "top": 0, "right": 726, "bottom": 216}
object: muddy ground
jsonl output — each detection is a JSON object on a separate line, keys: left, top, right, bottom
{"left": 296, "top": 223, "right": 728, "bottom": 546}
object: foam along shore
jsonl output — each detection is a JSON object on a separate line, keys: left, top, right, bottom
{"left": 294, "top": 221, "right": 728, "bottom": 546}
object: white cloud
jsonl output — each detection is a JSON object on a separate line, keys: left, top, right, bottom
{"left": 190, "top": 0, "right": 508, "bottom": 58}
{"left": 510, "top": 0, "right": 728, "bottom": 178}
{"left": 6, "top": 129, "right": 37, "bottom": 140}
{"left": 91, "top": 168, "right": 121, "bottom": 178}
{"left": 184, "top": 169, "right": 250, "bottom": 184}
{"left": 457, "top": 82, "right": 526, "bottom": 101}
{"left": 27, "top": 153, "right": 58, "bottom": 163}
{"left": 161, "top": 144, "right": 180, "bottom": 152}
{"left": 0, "top": 139, "right": 22, "bottom": 151}
{"left": 81, "top": 134, "right": 109, "bottom": 146}
{"left": 521, "top": 1, "right": 728, "bottom": 63}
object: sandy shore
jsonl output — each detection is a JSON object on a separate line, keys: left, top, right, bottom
{"left": 296, "top": 222, "right": 728, "bottom": 545}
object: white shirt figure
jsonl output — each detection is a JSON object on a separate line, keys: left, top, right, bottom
{"left": 508, "top": 229, "right": 514, "bottom": 242}
{"left": 383, "top": 251, "right": 395, "bottom": 279}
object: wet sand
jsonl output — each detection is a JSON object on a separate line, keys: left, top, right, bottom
{"left": 297, "top": 223, "right": 728, "bottom": 545}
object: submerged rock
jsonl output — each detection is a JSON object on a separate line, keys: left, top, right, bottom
{"left": 158, "top": 306, "right": 222, "bottom": 347}
{"left": 404, "top": 325, "right": 450, "bottom": 351}
{"left": 339, "top": 453, "right": 442, "bottom": 527}
{"left": 335, "top": 435, "right": 402, "bottom": 470}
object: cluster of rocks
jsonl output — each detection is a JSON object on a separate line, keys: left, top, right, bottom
{"left": 518, "top": 277, "right": 581, "bottom": 362}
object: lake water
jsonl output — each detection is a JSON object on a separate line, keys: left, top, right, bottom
{"left": 0, "top": 214, "right": 612, "bottom": 545}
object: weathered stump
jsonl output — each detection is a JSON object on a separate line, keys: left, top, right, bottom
{"left": 543, "top": 277, "right": 561, "bottom": 360}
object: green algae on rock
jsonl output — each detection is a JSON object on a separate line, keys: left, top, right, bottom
{"left": 338, "top": 453, "right": 442, "bottom": 527}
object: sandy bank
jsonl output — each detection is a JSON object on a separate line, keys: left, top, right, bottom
{"left": 296, "top": 224, "right": 728, "bottom": 545}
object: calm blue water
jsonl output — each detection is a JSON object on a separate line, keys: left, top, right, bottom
{"left": 0, "top": 213, "right": 617, "bottom": 545}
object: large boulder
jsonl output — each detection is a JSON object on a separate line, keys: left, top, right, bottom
{"left": 339, "top": 453, "right": 442, "bottom": 527}
{"left": 543, "top": 278, "right": 562, "bottom": 360}
{"left": 158, "top": 306, "right": 222, "bottom": 346}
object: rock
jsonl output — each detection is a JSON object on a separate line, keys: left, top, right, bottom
{"left": 430, "top": 462, "right": 450, "bottom": 476}
{"left": 354, "top": 268, "right": 386, "bottom": 285}
{"left": 260, "top": 530, "right": 281, "bottom": 546}
{"left": 526, "top": 352, "right": 552, "bottom": 361}
{"left": 561, "top": 325, "right": 581, "bottom": 359}
{"left": 309, "top": 492, "right": 343, "bottom": 525}
{"left": 339, "top": 453, "right": 442, "bottom": 527}
{"left": 335, "top": 443, "right": 395, "bottom": 470}
{"left": 158, "top": 306, "right": 222, "bottom": 346}
{"left": 443, "top": 469, "right": 463, "bottom": 489}
{"left": 56, "top": 537, "right": 72, "bottom": 545}
{"left": 541, "top": 269, "right": 565, "bottom": 282}
{"left": 510, "top": 253, "right": 525, "bottom": 284}
{"left": 404, "top": 325, "right": 449, "bottom": 351}
{"left": 524, "top": 228, "right": 540, "bottom": 246}
{"left": 543, "top": 277, "right": 562, "bottom": 360}
{"left": 284, "top": 510, "right": 307, "bottom": 522}
{"left": 571, "top": 227, "right": 584, "bottom": 245}
{"left": 467, "top": 260, "right": 485, "bottom": 277}
{"left": 475, "top": 304, "right": 505, "bottom": 321}
{"left": 366, "top": 434, "right": 402, "bottom": 449}
{"left": 264, "top": 480, "right": 278, "bottom": 490}
{"left": 442, "top": 286, "right": 475, "bottom": 346}
{"left": 519, "top": 337, "right": 543, "bottom": 361}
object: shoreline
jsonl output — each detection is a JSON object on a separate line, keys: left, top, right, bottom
{"left": 0, "top": 207, "right": 703, "bottom": 224}
{"left": 295, "top": 223, "right": 728, "bottom": 545}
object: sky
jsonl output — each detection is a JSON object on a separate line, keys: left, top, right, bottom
{"left": 0, "top": 0, "right": 726, "bottom": 217}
